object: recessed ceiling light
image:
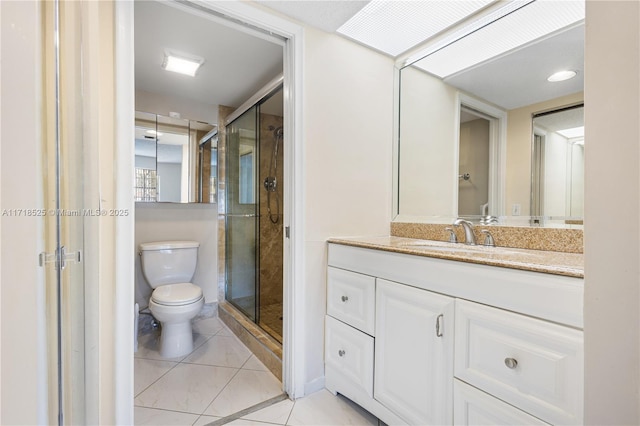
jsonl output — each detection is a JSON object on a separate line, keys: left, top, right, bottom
{"left": 162, "top": 49, "right": 204, "bottom": 77}
{"left": 547, "top": 70, "right": 578, "bottom": 82}
{"left": 146, "top": 129, "right": 163, "bottom": 137}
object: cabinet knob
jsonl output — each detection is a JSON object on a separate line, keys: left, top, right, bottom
{"left": 504, "top": 358, "right": 518, "bottom": 369}
{"left": 338, "top": 349, "right": 345, "bottom": 357}
{"left": 341, "top": 295, "right": 349, "bottom": 302}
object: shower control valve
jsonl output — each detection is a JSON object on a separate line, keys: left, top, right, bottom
{"left": 264, "top": 176, "right": 277, "bottom": 192}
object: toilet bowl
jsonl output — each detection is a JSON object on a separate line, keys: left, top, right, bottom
{"left": 140, "top": 241, "right": 203, "bottom": 358}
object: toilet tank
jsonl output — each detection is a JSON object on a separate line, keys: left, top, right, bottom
{"left": 139, "top": 241, "right": 199, "bottom": 288}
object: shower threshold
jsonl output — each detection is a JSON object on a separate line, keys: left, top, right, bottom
{"left": 202, "top": 393, "right": 289, "bottom": 426}
{"left": 218, "top": 301, "right": 283, "bottom": 381}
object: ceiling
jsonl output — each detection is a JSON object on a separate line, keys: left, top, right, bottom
{"left": 256, "top": 0, "right": 584, "bottom": 110}
{"left": 135, "top": 0, "right": 584, "bottom": 120}
{"left": 134, "top": 0, "right": 283, "bottom": 120}
{"left": 442, "top": 24, "right": 584, "bottom": 110}
{"left": 255, "top": 0, "right": 370, "bottom": 33}
{"left": 534, "top": 105, "right": 584, "bottom": 134}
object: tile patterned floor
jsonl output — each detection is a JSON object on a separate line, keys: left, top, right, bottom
{"left": 135, "top": 316, "right": 380, "bottom": 426}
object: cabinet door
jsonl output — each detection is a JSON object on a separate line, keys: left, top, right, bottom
{"left": 374, "top": 279, "right": 454, "bottom": 425}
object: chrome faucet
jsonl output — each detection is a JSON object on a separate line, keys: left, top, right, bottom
{"left": 453, "top": 218, "right": 476, "bottom": 245}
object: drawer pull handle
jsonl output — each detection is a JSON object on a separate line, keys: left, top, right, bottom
{"left": 435, "top": 314, "right": 444, "bottom": 337}
{"left": 341, "top": 295, "right": 349, "bottom": 302}
{"left": 338, "top": 350, "right": 345, "bottom": 357}
{"left": 504, "top": 358, "right": 518, "bottom": 369}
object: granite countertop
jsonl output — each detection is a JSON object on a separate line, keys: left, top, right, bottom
{"left": 328, "top": 236, "right": 584, "bottom": 278}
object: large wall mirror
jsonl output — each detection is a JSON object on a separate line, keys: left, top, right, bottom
{"left": 395, "top": 0, "right": 584, "bottom": 227}
{"left": 134, "top": 111, "right": 217, "bottom": 203}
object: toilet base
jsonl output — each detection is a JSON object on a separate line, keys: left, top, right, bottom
{"left": 148, "top": 294, "right": 204, "bottom": 358}
{"left": 159, "top": 321, "right": 194, "bottom": 358}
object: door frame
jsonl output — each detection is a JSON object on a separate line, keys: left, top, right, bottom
{"left": 113, "top": 2, "right": 306, "bottom": 417}
{"left": 454, "top": 93, "right": 507, "bottom": 217}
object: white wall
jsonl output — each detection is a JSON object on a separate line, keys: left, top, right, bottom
{"left": 135, "top": 155, "right": 155, "bottom": 169}
{"left": 570, "top": 144, "right": 584, "bottom": 217}
{"left": 157, "top": 162, "right": 182, "bottom": 202}
{"left": 399, "top": 66, "right": 457, "bottom": 216}
{"left": 584, "top": 1, "right": 640, "bottom": 424}
{"left": 543, "top": 132, "right": 569, "bottom": 216}
{"left": 136, "top": 89, "right": 218, "bottom": 125}
{"left": 135, "top": 203, "right": 218, "bottom": 307}
{"left": 0, "top": 1, "right": 45, "bottom": 423}
{"left": 302, "top": 26, "right": 394, "bottom": 393}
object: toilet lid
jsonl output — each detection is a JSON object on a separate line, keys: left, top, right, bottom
{"left": 151, "top": 283, "right": 203, "bottom": 306}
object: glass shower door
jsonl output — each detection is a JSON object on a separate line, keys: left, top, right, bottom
{"left": 226, "top": 106, "right": 259, "bottom": 321}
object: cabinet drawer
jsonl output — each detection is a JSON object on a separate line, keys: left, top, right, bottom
{"left": 325, "top": 316, "right": 374, "bottom": 397}
{"left": 454, "top": 379, "right": 549, "bottom": 425}
{"left": 455, "top": 300, "right": 583, "bottom": 425}
{"left": 327, "top": 267, "right": 375, "bottom": 335}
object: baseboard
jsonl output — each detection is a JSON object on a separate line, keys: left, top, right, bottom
{"left": 304, "top": 376, "right": 326, "bottom": 397}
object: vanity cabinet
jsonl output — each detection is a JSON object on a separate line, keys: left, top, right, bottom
{"left": 325, "top": 267, "right": 453, "bottom": 425}
{"left": 325, "top": 242, "right": 584, "bottom": 426}
{"left": 375, "top": 279, "right": 454, "bottom": 425}
{"left": 454, "top": 299, "right": 583, "bottom": 425}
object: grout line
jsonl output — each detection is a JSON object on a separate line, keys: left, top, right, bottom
{"left": 201, "top": 393, "right": 289, "bottom": 426}
{"left": 283, "top": 398, "right": 296, "bottom": 426}
{"left": 133, "top": 359, "right": 181, "bottom": 399}
{"left": 134, "top": 404, "right": 203, "bottom": 417}
{"left": 199, "top": 365, "right": 245, "bottom": 417}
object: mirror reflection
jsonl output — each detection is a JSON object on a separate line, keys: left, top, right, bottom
{"left": 197, "top": 132, "right": 218, "bottom": 204}
{"left": 531, "top": 104, "right": 584, "bottom": 220}
{"left": 134, "top": 111, "right": 216, "bottom": 203}
{"left": 396, "top": 1, "right": 584, "bottom": 226}
{"left": 458, "top": 107, "right": 491, "bottom": 217}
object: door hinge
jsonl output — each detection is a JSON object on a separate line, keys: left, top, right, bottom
{"left": 39, "top": 246, "right": 82, "bottom": 269}
{"left": 285, "top": 226, "right": 290, "bottom": 239}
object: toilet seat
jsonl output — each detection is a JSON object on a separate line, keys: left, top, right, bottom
{"left": 151, "top": 283, "right": 203, "bottom": 306}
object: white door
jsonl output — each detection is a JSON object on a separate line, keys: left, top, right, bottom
{"left": 374, "top": 279, "right": 455, "bottom": 425}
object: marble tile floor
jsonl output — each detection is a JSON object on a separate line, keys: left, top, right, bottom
{"left": 135, "top": 316, "right": 381, "bottom": 425}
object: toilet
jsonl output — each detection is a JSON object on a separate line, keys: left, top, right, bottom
{"left": 139, "top": 240, "right": 204, "bottom": 358}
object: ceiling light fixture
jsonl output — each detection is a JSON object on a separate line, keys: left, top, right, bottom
{"left": 145, "top": 129, "right": 163, "bottom": 137}
{"left": 162, "top": 49, "right": 204, "bottom": 77}
{"left": 547, "top": 70, "right": 578, "bottom": 82}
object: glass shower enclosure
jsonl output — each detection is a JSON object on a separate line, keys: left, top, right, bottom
{"left": 226, "top": 105, "right": 259, "bottom": 321}
{"left": 225, "top": 87, "right": 284, "bottom": 342}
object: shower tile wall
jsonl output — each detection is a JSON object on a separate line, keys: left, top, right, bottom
{"left": 259, "top": 112, "right": 284, "bottom": 342}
